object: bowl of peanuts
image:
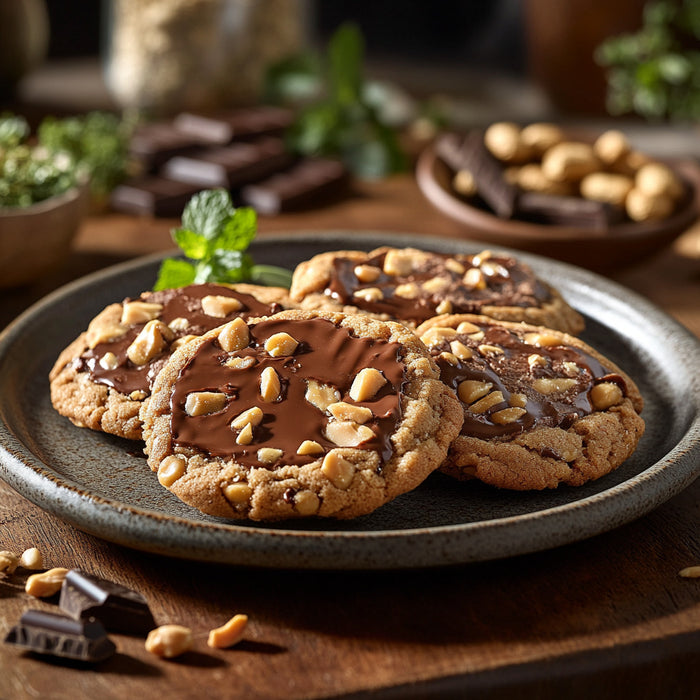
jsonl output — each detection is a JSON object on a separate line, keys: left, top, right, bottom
{"left": 416, "top": 122, "right": 699, "bottom": 268}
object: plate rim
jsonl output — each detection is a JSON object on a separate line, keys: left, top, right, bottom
{"left": 1, "top": 231, "right": 699, "bottom": 569}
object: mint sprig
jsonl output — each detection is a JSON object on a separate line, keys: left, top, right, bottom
{"left": 153, "top": 189, "right": 293, "bottom": 291}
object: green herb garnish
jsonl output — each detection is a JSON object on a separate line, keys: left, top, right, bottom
{"left": 0, "top": 114, "right": 80, "bottom": 208}
{"left": 38, "top": 111, "right": 133, "bottom": 202}
{"left": 154, "top": 189, "right": 293, "bottom": 291}
{"left": 265, "top": 23, "right": 407, "bottom": 179}
{"left": 596, "top": 0, "right": 700, "bottom": 121}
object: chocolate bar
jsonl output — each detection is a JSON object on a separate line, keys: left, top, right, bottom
{"left": 240, "top": 158, "right": 349, "bottom": 214}
{"left": 162, "top": 137, "right": 295, "bottom": 189}
{"left": 517, "top": 191, "right": 624, "bottom": 229}
{"left": 4, "top": 609, "right": 115, "bottom": 662}
{"left": 173, "top": 107, "right": 294, "bottom": 145}
{"left": 129, "top": 122, "right": 208, "bottom": 172}
{"left": 59, "top": 569, "right": 155, "bottom": 635}
{"left": 436, "top": 130, "right": 518, "bottom": 218}
{"left": 109, "top": 176, "right": 203, "bottom": 217}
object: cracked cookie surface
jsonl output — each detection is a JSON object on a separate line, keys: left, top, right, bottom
{"left": 140, "top": 309, "right": 463, "bottom": 521}
{"left": 414, "top": 314, "right": 645, "bottom": 490}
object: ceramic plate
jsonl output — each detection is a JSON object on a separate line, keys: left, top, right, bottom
{"left": 1, "top": 232, "right": 699, "bottom": 570}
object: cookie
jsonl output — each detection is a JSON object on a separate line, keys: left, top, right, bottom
{"left": 49, "top": 283, "right": 291, "bottom": 441}
{"left": 139, "top": 309, "right": 463, "bottom": 520}
{"left": 414, "top": 314, "right": 645, "bottom": 490}
{"left": 289, "top": 246, "right": 584, "bottom": 334}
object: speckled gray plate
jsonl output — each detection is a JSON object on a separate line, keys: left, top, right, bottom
{"left": 1, "top": 232, "right": 699, "bottom": 570}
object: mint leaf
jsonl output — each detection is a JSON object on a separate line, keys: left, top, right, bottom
{"left": 329, "top": 23, "right": 364, "bottom": 105}
{"left": 172, "top": 228, "right": 210, "bottom": 260}
{"left": 181, "top": 189, "right": 235, "bottom": 240}
{"left": 216, "top": 206, "right": 258, "bottom": 251}
{"left": 250, "top": 264, "right": 294, "bottom": 288}
{"left": 154, "top": 189, "right": 292, "bottom": 290}
{"left": 154, "top": 258, "right": 196, "bottom": 290}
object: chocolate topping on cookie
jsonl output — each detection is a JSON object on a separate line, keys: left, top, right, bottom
{"left": 170, "top": 316, "right": 405, "bottom": 467}
{"left": 420, "top": 320, "right": 627, "bottom": 439}
{"left": 325, "top": 249, "right": 550, "bottom": 324}
{"left": 79, "top": 284, "right": 282, "bottom": 397}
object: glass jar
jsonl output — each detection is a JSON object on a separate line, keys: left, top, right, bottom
{"left": 103, "top": 0, "right": 308, "bottom": 117}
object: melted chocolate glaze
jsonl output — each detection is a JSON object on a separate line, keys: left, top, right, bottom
{"left": 326, "top": 251, "right": 551, "bottom": 323}
{"left": 430, "top": 323, "right": 626, "bottom": 439}
{"left": 79, "top": 284, "right": 281, "bottom": 396}
{"left": 170, "top": 317, "right": 406, "bottom": 468}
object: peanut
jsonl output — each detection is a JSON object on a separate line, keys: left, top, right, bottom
{"left": 354, "top": 264, "right": 382, "bottom": 283}
{"left": 207, "top": 614, "right": 248, "bottom": 649}
{"left": 121, "top": 301, "right": 163, "bottom": 325}
{"left": 325, "top": 421, "right": 375, "bottom": 447}
{"left": 25, "top": 567, "right": 69, "bottom": 597}
{"left": 259, "top": 367, "right": 282, "bottom": 402}
{"left": 19, "top": 547, "right": 43, "bottom": 570}
{"left": 484, "top": 122, "right": 531, "bottom": 163}
{"left": 321, "top": 450, "right": 355, "bottom": 489}
{"left": 184, "top": 391, "right": 227, "bottom": 416}
{"left": 218, "top": 317, "right": 250, "bottom": 352}
{"left": 593, "top": 129, "right": 630, "bottom": 165}
{"left": 201, "top": 294, "right": 243, "bottom": 317}
{"left": 0, "top": 550, "right": 20, "bottom": 574}
{"left": 158, "top": 455, "right": 187, "bottom": 487}
{"left": 126, "top": 320, "right": 173, "bottom": 366}
{"left": 145, "top": 624, "right": 193, "bottom": 659}
{"left": 520, "top": 122, "right": 564, "bottom": 157}
{"left": 580, "top": 172, "right": 634, "bottom": 207}
{"left": 541, "top": 142, "right": 599, "bottom": 182}
{"left": 223, "top": 482, "right": 253, "bottom": 504}
{"left": 264, "top": 332, "right": 299, "bottom": 358}
{"left": 626, "top": 188, "right": 674, "bottom": 222}
{"left": 349, "top": 368, "right": 387, "bottom": 402}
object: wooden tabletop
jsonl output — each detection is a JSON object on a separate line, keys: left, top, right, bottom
{"left": 1, "top": 173, "right": 700, "bottom": 699}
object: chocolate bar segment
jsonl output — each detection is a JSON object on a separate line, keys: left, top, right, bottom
{"left": 517, "top": 191, "right": 624, "bottom": 230}
{"left": 173, "top": 107, "right": 294, "bottom": 145}
{"left": 109, "top": 176, "right": 203, "bottom": 217}
{"left": 59, "top": 569, "right": 155, "bottom": 635}
{"left": 162, "top": 137, "right": 295, "bottom": 189}
{"left": 436, "top": 131, "right": 518, "bottom": 218}
{"left": 240, "top": 158, "right": 349, "bottom": 214}
{"left": 129, "top": 122, "right": 208, "bottom": 172}
{"left": 4, "top": 609, "right": 115, "bottom": 662}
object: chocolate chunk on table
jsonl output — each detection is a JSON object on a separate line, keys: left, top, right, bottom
{"left": 435, "top": 130, "right": 518, "bottom": 219}
{"left": 4, "top": 609, "right": 116, "bottom": 662}
{"left": 110, "top": 176, "right": 203, "bottom": 217}
{"left": 173, "top": 106, "right": 294, "bottom": 145}
{"left": 517, "top": 191, "right": 625, "bottom": 230}
{"left": 59, "top": 569, "right": 155, "bottom": 635}
{"left": 240, "top": 158, "right": 349, "bottom": 214}
{"left": 162, "top": 137, "right": 295, "bottom": 189}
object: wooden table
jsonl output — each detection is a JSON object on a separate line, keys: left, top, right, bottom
{"left": 2, "top": 174, "right": 700, "bottom": 699}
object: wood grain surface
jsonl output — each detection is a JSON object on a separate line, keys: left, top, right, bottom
{"left": 1, "top": 173, "right": 700, "bottom": 699}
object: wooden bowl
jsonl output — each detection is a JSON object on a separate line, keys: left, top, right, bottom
{"left": 0, "top": 184, "right": 90, "bottom": 288}
{"left": 416, "top": 141, "right": 700, "bottom": 269}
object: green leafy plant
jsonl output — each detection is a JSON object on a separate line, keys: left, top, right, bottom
{"left": 154, "top": 189, "right": 293, "bottom": 291}
{"left": 0, "top": 114, "right": 80, "bottom": 208}
{"left": 265, "top": 23, "right": 407, "bottom": 179}
{"left": 38, "top": 111, "right": 133, "bottom": 202}
{"left": 596, "top": 0, "right": 700, "bottom": 121}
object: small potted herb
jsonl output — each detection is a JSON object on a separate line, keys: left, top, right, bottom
{"left": 0, "top": 114, "right": 90, "bottom": 288}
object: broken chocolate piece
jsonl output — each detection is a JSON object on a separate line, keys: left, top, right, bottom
{"left": 109, "top": 176, "right": 203, "bottom": 217}
{"left": 4, "top": 609, "right": 115, "bottom": 662}
{"left": 162, "top": 137, "right": 295, "bottom": 189}
{"left": 240, "top": 158, "right": 349, "bottom": 214}
{"left": 129, "top": 122, "right": 208, "bottom": 172}
{"left": 517, "top": 192, "right": 624, "bottom": 230}
{"left": 436, "top": 131, "right": 518, "bottom": 218}
{"left": 59, "top": 569, "right": 155, "bottom": 635}
{"left": 173, "top": 107, "right": 294, "bottom": 145}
